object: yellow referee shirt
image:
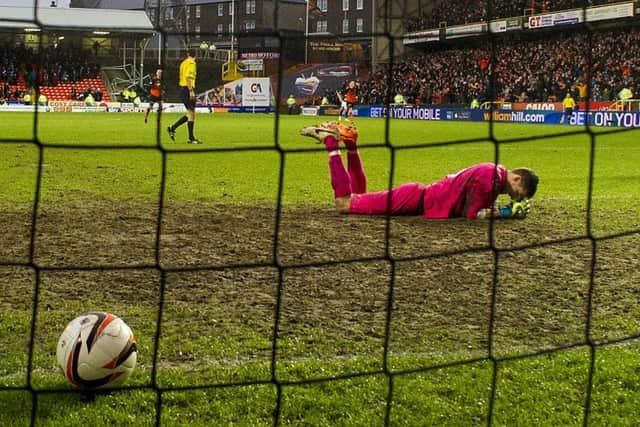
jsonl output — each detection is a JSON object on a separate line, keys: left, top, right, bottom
{"left": 179, "top": 56, "right": 197, "bottom": 89}
{"left": 563, "top": 96, "right": 575, "bottom": 109}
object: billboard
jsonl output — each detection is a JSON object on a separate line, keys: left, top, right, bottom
{"left": 195, "top": 78, "right": 274, "bottom": 107}
{"left": 351, "top": 106, "right": 640, "bottom": 128}
{"left": 242, "top": 78, "right": 272, "bottom": 107}
{"left": 405, "top": 2, "right": 633, "bottom": 43}
{"left": 280, "top": 63, "right": 357, "bottom": 101}
{"left": 528, "top": 2, "right": 634, "bottom": 29}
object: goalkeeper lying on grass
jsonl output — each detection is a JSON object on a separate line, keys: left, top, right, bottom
{"left": 300, "top": 121, "right": 538, "bottom": 220}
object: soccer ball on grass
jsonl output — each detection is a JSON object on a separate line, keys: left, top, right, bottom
{"left": 56, "top": 312, "right": 137, "bottom": 389}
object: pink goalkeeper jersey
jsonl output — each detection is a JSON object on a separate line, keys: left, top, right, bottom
{"left": 422, "top": 163, "right": 507, "bottom": 219}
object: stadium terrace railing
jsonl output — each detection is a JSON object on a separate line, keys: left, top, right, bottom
{"left": 403, "top": 1, "right": 636, "bottom": 44}
{"left": 610, "top": 99, "right": 640, "bottom": 112}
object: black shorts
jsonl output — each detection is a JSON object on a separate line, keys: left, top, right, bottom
{"left": 148, "top": 95, "right": 162, "bottom": 104}
{"left": 346, "top": 102, "right": 355, "bottom": 110}
{"left": 565, "top": 108, "right": 573, "bottom": 115}
{"left": 179, "top": 86, "right": 196, "bottom": 110}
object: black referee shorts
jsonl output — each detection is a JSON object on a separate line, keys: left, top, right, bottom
{"left": 179, "top": 86, "right": 196, "bottom": 110}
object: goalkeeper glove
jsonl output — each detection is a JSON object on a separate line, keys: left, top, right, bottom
{"left": 499, "top": 199, "right": 531, "bottom": 219}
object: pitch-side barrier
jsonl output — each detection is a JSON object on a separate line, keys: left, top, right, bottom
{"left": 2, "top": 102, "right": 638, "bottom": 128}
{"left": 301, "top": 105, "right": 640, "bottom": 128}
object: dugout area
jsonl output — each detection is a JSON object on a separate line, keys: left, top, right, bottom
{"left": 0, "top": 5, "right": 154, "bottom": 52}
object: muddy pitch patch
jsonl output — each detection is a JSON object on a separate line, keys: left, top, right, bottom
{"left": 1, "top": 201, "right": 638, "bottom": 373}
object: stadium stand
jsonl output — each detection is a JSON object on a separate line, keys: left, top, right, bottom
{"left": 406, "top": 0, "right": 631, "bottom": 32}
{"left": 359, "top": 27, "right": 640, "bottom": 106}
{"left": 0, "top": 42, "right": 109, "bottom": 102}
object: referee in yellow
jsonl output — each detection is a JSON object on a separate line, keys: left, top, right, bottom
{"left": 561, "top": 92, "right": 576, "bottom": 125}
{"left": 167, "top": 49, "right": 201, "bottom": 144}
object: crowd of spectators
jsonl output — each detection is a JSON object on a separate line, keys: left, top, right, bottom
{"left": 406, "top": 0, "right": 629, "bottom": 32}
{"left": 356, "top": 27, "right": 639, "bottom": 106}
{"left": 0, "top": 42, "right": 100, "bottom": 102}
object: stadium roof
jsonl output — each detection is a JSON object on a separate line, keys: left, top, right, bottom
{"left": 70, "top": 0, "right": 145, "bottom": 9}
{"left": 70, "top": 0, "right": 305, "bottom": 7}
{"left": 0, "top": 5, "right": 154, "bottom": 33}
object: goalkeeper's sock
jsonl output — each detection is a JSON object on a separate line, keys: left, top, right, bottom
{"left": 323, "top": 135, "right": 340, "bottom": 151}
{"left": 343, "top": 138, "right": 357, "bottom": 151}
{"left": 328, "top": 151, "right": 351, "bottom": 198}
{"left": 172, "top": 115, "right": 188, "bottom": 130}
{"left": 347, "top": 150, "right": 366, "bottom": 194}
{"left": 323, "top": 136, "right": 351, "bottom": 197}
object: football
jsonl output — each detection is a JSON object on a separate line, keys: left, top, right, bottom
{"left": 56, "top": 312, "right": 137, "bottom": 389}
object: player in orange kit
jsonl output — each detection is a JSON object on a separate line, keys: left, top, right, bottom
{"left": 144, "top": 68, "right": 164, "bottom": 124}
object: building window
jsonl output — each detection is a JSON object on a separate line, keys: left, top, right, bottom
{"left": 217, "top": 23, "right": 223, "bottom": 34}
{"left": 318, "top": 0, "right": 328, "bottom": 12}
{"left": 357, "top": 0, "right": 363, "bottom": 10}
{"left": 229, "top": 2, "right": 233, "bottom": 15}
{"left": 195, "top": 5, "right": 201, "bottom": 19}
{"left": 342, "top": 18, "right": 349, "bottom": 33}
{"left": 245, "top": 20, "right": 255, "bottom": 31}
{"left": 229, "top": 23, "right": 233, "bottom": 33}
{"left": 356, "top": 18, "right": 363, "bottom": 32}
{"left": 342, "top": 0, "right": 349, "bottom": 11}
{"left": 218, "top": 4, "right": 224, "bottom": 16}
{"left": 195, "top": 24, "right": 200, "bottom": 35}
{"left": 245, "top": 0, "right": 256, "bottom": 15}
{"left": 165, "top": 8, "right": 173, "bottom": 20}
{"left": 316, "top": 20, "right": 327, "bottom": 33}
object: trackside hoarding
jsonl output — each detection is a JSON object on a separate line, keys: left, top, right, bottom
{"left": 348, "top": 105, "right": 640, "bottom": 128}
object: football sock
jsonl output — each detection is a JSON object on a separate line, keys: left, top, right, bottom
{"left": 187, "top": 121, "right": 195, "bottom": 140}
{"left": 343, "top": 135, "right": 357, "bottom": 151}
{"left": 324, "top": 136, "right": 351, "bottom": 198}
{"left": 172, "top": 115, "right": 188, "bottom": 130}
{"left": 328, "top": 152, "right": 351, "bottom": 198}
{"left": 347, "top": 150, "right": 367, "bottom": 194}
{"left": 323, "top": 135, "right": 340, "bottom": 151}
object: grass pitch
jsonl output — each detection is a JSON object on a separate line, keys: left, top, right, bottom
{"left": 1, "top": 112, "right": 639, "bottom": 426}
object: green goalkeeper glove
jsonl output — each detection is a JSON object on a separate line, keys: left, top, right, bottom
{"left": 499, "top": 199, "right": 531, "bottom": 219}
